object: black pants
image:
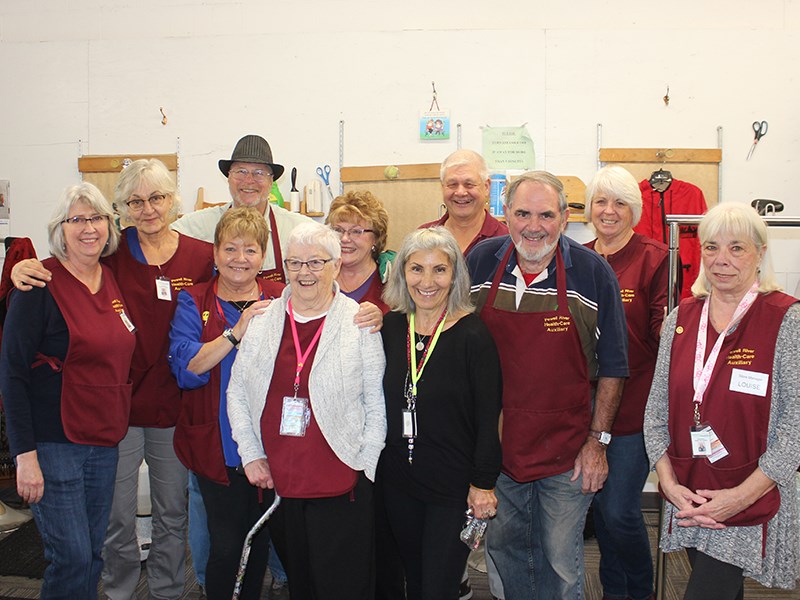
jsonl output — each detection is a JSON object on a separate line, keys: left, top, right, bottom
{"left": 684, "top": 548, "right": 744, "bottom": 600}
{"left": 381, "top": 478, "right": 469, "bottom": 600}
{"left": 374, "top": 470, "right": 407, "bottom": 600}
{"left": 268, "top": 472, "right": 375, "bottom": 600}
{"left": 197, "top": 468, "right": 274, "bottom": 600}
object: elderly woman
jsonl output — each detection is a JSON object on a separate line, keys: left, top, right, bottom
{"left": 10, "top": 159, "right": 215, "bottom": 598}
{"left": 0, "top": 183, "right": 136, "bottom": 599}
{"left": 584, "top": 165, "right": 668, "bottom": 600}
{"left": 644, "top": 202, "right": 800, "bottom": 598}
{"left": 169, "top": 207, "right": 283, "bottom": 600}
{"left": 325, "top": 190, "right": 394, "bottom": 313}
{"left": 379, "top": 227, "right": 502, "bottom": 600}
{"left": 226, "top": 221, "right": 386, "bottom": 600}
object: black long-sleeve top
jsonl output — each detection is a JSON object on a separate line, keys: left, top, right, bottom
{"left": 0, "top": 287, "right": 70, "bottom": 456}
{"left": 380, "top": 311, "right": 502, "bottom": 506}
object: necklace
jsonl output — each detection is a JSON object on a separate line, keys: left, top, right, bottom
{"left": 229, "top": 299, "right": 257, "bottom": 313}
{"left": 415, "top": 333, "right": 430, "bottom": 352}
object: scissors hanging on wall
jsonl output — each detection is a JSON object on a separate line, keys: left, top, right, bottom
{"left": 746, "top": 120, "right": 768, "bottom": 160}
{"left": 316, "top": 164, "right": 334, "bottom": 200}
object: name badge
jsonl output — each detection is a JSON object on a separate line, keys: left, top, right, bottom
{"left": 280, "top": 396, "right": 310, "bottom": 437}
{"left": 729, "top": 368, "right": 769, "bottom": 397}
{"left": 155, "top": 276, "right": 172, "bottom": 301}
{"left": 690, "top": 423, "right": 729, "bottom": 463}
{"left": 402, "top": 408, "right": 417, "bottom": 438}
{"left": 119, "top": 310, "right": 136, "bottom": 333}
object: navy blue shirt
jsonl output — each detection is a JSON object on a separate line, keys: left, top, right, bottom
{"left": 467, "top": 234, "right": 629, "bottom": 379}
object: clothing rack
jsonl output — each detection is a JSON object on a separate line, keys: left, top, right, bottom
{"left": 665, "top": 214, "right": 800, "bottom": 311}
{"left": 656, "top": 213, "right": 800, "bottom": 600}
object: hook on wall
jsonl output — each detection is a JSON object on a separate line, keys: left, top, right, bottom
{"left": 160, "top": 107, "right": 168, "bottom": 126}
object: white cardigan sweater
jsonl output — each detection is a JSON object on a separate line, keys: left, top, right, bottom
{"left": 227, "top": 284, "right": 387, "bottom": 482}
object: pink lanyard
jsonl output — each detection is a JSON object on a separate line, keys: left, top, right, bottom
{"left": 692, "top": 283, "right": 759, "bottom": 422}
{"left": 287, "top": 298, "right": 326, "bottom": 395}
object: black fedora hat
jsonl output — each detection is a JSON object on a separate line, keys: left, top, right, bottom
{"left": 218, "top": 134, "right": 285, "bottom": 180}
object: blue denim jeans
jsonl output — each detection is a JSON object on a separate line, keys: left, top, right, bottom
{"left": 486, "top": 470, "right": 593, "bottom": 600}
{"left": 592, "top": 433, "right": 653, "bottom": 600}
{"left": 28, "top": 442, "right": 118, "bottom": 600}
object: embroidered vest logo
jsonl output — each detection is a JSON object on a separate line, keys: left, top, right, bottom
{"left": 544, "top": 314, "right": 571, "bottom": 333}
{"left": 726, "top": 347, "right": 756, "bottom": 366}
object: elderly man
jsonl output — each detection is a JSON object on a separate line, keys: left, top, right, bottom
{"left": 172, "top": 134, "right": 309, "bottom": 282}
{"left": 420, "top": 149, "right": 507, "bottom": 255}
{"left": 467, "top": 171, "right": 628, "bottom": 600}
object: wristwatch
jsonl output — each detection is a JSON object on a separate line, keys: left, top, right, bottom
{"left": 589, "top": 430, "right": 612, "bottom": 446}
{"left": 222, "top": 328, "right": 240, "bottom": 348}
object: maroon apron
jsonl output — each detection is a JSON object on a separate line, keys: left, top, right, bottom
{"left": 664, "top": 292, "right": 796, "bottom": 527}
{"left": 260, "top": 318, "right": 357, "bottom": 499}
{"left": 480, "top": 243, "right": 592, "bottom": 482}
{"left": 43, "top": 257, "right": 135, "bottom": 446}
{"left": 259, "top": 208, "right": 286, "bottom": 284}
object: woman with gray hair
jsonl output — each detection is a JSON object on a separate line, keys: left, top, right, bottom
{"left": 583, "top": 164, "right": 668, "bottom": 600}
{"left": 226, "top": 220, "right": 386, "bottom": 600}
{"left": 644, "top": 202, "right": 800, "bottom": 598}
{"left": 378, "top": 226, "right": 502, "bottom": 600}
{"left": 9, "top": 159, "right": 214, "bottom": 598}
{"left": 0, "top": 183, "right": 136, "bottom": 599}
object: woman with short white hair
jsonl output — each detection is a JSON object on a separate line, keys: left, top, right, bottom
{"left": 227, "top": 220, "right": 386, "bottom": 600}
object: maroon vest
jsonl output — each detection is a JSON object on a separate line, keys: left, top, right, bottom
{"left": 260, "top": 317, "right": 357, "bottom": 498}
{"left": 172, "top": 277, "right": 285, "bottom": 484}
{"left": 43, "top": 257, "right": 135, "bottom": 446}
{"left": 105, "top": 232, "right": 214, "bottom": 427}
{"left": 666, "top": 292, "right": 796, "bottom": 526}
{"left": 480, "top": 245, "right": 591, "bottom": 482}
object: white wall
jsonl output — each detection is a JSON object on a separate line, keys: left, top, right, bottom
{"left": 1, "top": 0, "right": 799, "bottom": 289}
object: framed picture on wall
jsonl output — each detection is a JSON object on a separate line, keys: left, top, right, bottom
{"left": 0, "top": 179, "right": 9, "bottom": 221}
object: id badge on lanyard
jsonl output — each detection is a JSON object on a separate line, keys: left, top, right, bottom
{"left": 280, "top": 396, "right": 310, "bottom": 437}
{"left": 689, "top": 285, "right": 757, "bottom": 462}
{"left": 155, "top": 276, "right": 172, "bottom": 301}
{"left": 281, "top": 298, "right": 325, "bottom": 437}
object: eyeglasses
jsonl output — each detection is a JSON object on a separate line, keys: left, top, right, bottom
{"left": 126, "top": 194, "right": 167, "bottom": 212}
{"left": 61, "top": 215, "right": 109, "bottom": 226}
{"left": 229, "top": 167, "right": 273, "bottom": 182}
{"left": 284, "top": 258, "right": 334, "bottom": 272}
{"left": 331, "top": 226, "right": 374, "bottom": 239}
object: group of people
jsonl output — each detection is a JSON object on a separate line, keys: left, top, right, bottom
{"left": 0, "top": 133, "right": 798, "bottom": 600}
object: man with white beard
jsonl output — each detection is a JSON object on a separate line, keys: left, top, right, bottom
{"left": 466, "top": 171, "right": 628, "bottom": 600}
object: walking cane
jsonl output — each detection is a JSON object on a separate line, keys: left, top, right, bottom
{"left": 232, "top": 493, "right": 282, "bottom": 600}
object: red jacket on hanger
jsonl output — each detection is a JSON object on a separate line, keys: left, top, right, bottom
{"left": 635, "top": 179, "right": 707, "bottom": 299}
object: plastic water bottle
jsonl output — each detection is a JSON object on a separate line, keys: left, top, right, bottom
{"left": 489, "top": 174, "right": 506, "bottom": 217}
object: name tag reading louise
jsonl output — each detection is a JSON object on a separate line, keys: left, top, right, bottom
{"left": 280, "top": 396, "right": 310, "bottom": 437}
{"left": 729, "top": 368, "right": 769, "bottom": 397}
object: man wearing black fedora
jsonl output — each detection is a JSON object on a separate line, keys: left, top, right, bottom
{"left": 172, "top": 134, "right": 310, "bottom": 283}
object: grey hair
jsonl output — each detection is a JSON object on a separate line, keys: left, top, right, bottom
{"left": 505, "top": 171, "right": 567, "bottom": 212}
{"left": 48, "top": 182, "right": 119, "bottom": 261}
{"left": 114, "top": 158, "right": 181, "bottom": 224}
{"left": 584, "top": 165, "right": 643, "bottom": 226}
{"left": 691, "top": 202, "right": 780, "bottom": 298}
{"left": 287, "top": 221, "right": 342, "bottom": 261}
{"left": 382, "top": 227, "right": 474, "bottom": 315}
{"left": 440, "top": 149, "right": 489, "bottom": 183}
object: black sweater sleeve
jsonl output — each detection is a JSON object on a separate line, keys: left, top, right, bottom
{"left": 0, "top": 287, "right": 69, "bottom": 457}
